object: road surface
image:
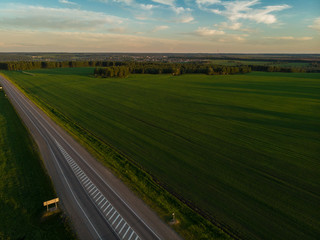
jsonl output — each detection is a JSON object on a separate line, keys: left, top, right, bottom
{"left": 0, "top": 75, "right": 182, "bottom": 240}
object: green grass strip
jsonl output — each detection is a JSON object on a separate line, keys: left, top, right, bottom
{"left": 0, "top": 85, "right": 75, "bottom": 240}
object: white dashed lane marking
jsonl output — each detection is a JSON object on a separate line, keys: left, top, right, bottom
{"left": 56, "top": 140, "right": 141, "bottom": 240}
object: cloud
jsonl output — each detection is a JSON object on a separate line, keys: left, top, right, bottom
{"left": 135, "top": 15, "right": 149, "bottom": 20}
{"left": 113, "top": 0, "right": 134, "bottom": 5}
{"left": 133, "top": 4, "right": 158, "bottom": 21}
{"left": 216, "top": 22, "right": 242, "bottom": 30}
{"left": 298, "top": 37, "right": 313, "bottom": 41}
{"left": 192, "top": 27, "right": 249, "bottom": 43}
{"left": 151, "top": 0, "right": 175, "bottom": 7}
{"left": 99, "top": 0, "right": 191, "bottom": 25}
{"left": 196, "top": 0, "right": 220, "bottom": 7}
{"left": 140, "top": 4, "right": 154, "bottom": 10}
{"left": 214, "top": 21, "right": 256, "bottom": 32}
{"left": 0, "top": 29, "right": 194, "bottom": 52}
{"left": 59, "top": 0, "right": 78, "bottom": 5}
{"left": 0, "top": 29, "right": 318, "bottom": 53}
{"left": 98, "top": 0, "right": 135, "bottom": 6}
{"left": 265, "top": 36, "right": 313, "bottom": 41}
{"left": 218, "top": 34, "right": 247, "bottom": 42}
{"left": 152, "top": 25, "right": 169, "bottom": 32}
{"left": 170, "top": 6, "right": 192, "bottom": 24}
{"left": 232, "top": 36, "right": 246, "bottom": 41}
{"left": 172, "top": 6, "right": 191, "bottom": 14}
{"left": 195, "top": 27, "right": 225, "bottom": 36}
{"left": 175, "top": 16, "right": 194, "bottom": 23}
{"left": 108, "top": 27, "right": 127, "bottom": 33}
{"left": 0, "top": 5, "right": 124, "bottom": 31}
{"left": 202, "top": 0, "right": 290, "bottom": 24}
{"left": 309, "top": 17, "right": 320, "bottom": 31}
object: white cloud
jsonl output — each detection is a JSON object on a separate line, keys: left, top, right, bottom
{"left": 59, "top": 0, "right": 78, "bottom": 5}
{"left": 175, "top": 16, "right": 194, "bottom": 23}
{"left": 151, "top": 0, "right": 175, "bottom": 7}
{"left": 170, "top": 6, "right": 192, "bottom": 24}
{"left": 135, "top": 15, "right": 149, "bottom": 20}
{"left": 195, "top": 27, "right": 225, "bottom": 36}
{"left": 309, "top": 17, "right": 320, "bottom": 31}
{"left": 98, "top": 0, "right": 135, "bottom": 6}
{"left": 0, "top": 29, "right": 194, "bottom": 52}
{"left": 216, "top": 22, "right": 242, "bottom": 30}
{"left": 270, "top": 36, "right": 294, "bottom": 40}
{"left": 265, "top": 36, "right": 313, "bottom": 41}
{"left": 140, "top": 4, "right": 154, "bottom": 10}
{"left": 0, "top": 5, "right": 124, "bottom": 31}
{"left": 113, "top": 0, "right": 134, "bottom": 5}
{"left": 204, "top": 0, "right": 290, "bottom": 24}
{"left": 214, "top": 21, "right": 256, "bottom": 32}
{"left": 193, "top": 27, "right": 248, "bottom": 43}
{"left": 298, "top": 37, "right": 313, "bottom": 41}
{"left": 196, "top": 0, "right": 220, "bottom": 7}
{"left": 152, "top": 25, "right": 169, "bottom": 32}
{"left": 0, "top": 29, "right": 318, "bottom": 53}
{"left": 172, "top": 6, "right": 191, "bottom": 14}
{"left": 218, "top": 34, "right": 247, "bottom": 42}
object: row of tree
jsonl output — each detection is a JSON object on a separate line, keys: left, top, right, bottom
{"left": 0, "top": 60, "right": 252, "bottom": 77}
{"left": 0, "top": 61, "right": 125, "bottom": 71}
{"left": 249, "top": 65, "right": 313, "bottom": 73}
{"left": 0, "top": 60, "right": 318, "bottom": 74}
{"left": 94, "top": 66, "right": 130, "bottom": 78}
{"left": 0, "top": 61, "right": 251, "bottom": 75}
{"left": 94, "top": 63, "right": 252, "bottom": 78}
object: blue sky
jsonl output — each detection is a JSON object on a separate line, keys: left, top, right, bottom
{"left": 0, "top": 0, "right": 319, "bottom": 52}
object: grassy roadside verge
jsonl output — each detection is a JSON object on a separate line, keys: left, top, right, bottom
{"left": 0, "top": 86, "right": 75, "bottom": 239}
{"left": 1, "top": 72, "right": 232, "bottom": 239}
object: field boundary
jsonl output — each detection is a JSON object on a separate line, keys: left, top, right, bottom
{"left": 1, "top": 72, "right": 235, "bottom": 240}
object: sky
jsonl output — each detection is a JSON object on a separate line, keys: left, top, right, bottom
{"left": 0, "top": 0, "right": 319, "bottom": 53}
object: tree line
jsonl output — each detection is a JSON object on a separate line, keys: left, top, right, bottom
{"left": 0, "top": 60, "right": 251, "bottom": 77}
{"left": 0, "top": 61, "right": 318, "bottom": 76}
{"left": 94, "top": 66, "right": 130, "bottom": 78}
{"left": 94, "top": 62, "right": 252, "bottom": 78}
{"left": 249, "top": 65, "right": 314, "bottom": 73}
{"left": 0, "top": 61, "right": 124, "bottom": 71}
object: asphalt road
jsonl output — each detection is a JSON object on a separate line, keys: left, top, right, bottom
{"left": 0, "top": 75, "right": 182, "bottom": 240}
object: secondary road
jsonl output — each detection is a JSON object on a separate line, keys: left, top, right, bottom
{"left": 0, "top": 75, "right": 182, "bottom": 240}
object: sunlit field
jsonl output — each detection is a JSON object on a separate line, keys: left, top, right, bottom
{"left": 4, "top": 68, "right": 320, "bottom": 240}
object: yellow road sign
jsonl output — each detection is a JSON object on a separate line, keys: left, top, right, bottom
{"left": 43, "top": 198, "right": 59, "bottom": 206}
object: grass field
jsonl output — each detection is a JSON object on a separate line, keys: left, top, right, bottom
{"left": 3, "top": 68, "right": 320, "bottom": 240}
{"left": 0, "top": 88, "right": 75, "bottom": 239}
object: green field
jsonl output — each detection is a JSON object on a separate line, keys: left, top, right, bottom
{"left": 3, "top": 68, "right": 320, "bottom": 240}
{"left": 0, "top": 88, "right": 75, "bottom": 239}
